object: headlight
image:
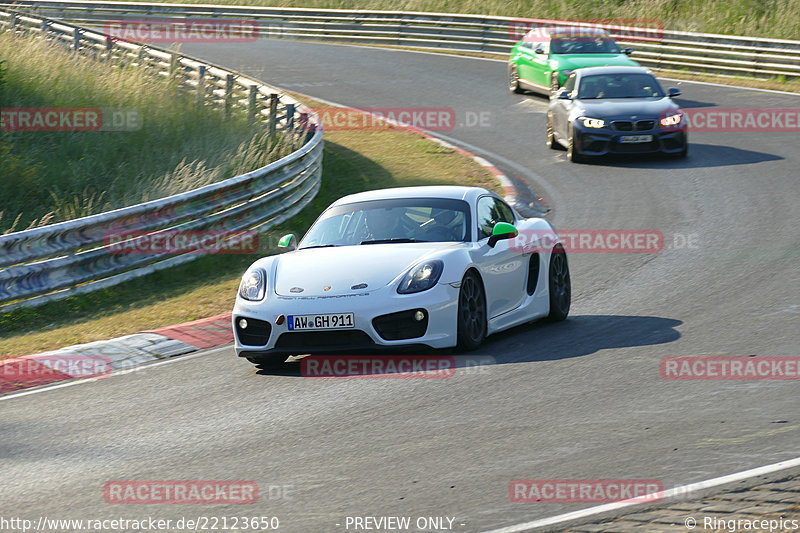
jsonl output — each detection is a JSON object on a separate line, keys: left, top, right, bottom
{"left": 660, "top": 112, "right": 684, "bottom": 127}
{"left": 238, "top": 269, "right": 266, "bottom": 301}
{"left": 580, "top": 117, "right": 605, "bottom": 128}
{"left": 397, "top": 260, "right": 444, "bottom": 294}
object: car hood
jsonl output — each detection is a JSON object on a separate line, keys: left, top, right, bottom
{"left": 575, "top": 97, "right": 679, "bottom": 118}
{"left": 274, "top": 243, "right": 461, "bottom": 297}
{"left": 554, "top": 54, "right": 638, "bottom": 70}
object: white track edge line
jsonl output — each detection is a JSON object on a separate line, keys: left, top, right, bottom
{"left": 482, "top": 456, "right": 800, "bottom": 533}
{"left": 0, "top": 346, "right": 229, "bottom": 402}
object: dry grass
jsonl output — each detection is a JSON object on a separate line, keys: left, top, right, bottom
{"left": 0, "top": 32, "right": 297, "bottom": 234}
{"left": 125, "top": 0, "right": 800, "bottom": 39}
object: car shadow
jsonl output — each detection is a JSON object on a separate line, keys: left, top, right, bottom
{"left": 670, "top": 97, "right": 718, "bottom": 109}
{"left": 253, "top": 314, "right": 681, "bottom": 376}
{"left": 478, "top": 314, "right": 681, "bottom": 364}
{"left": 576, "top": 143, "right": 782, "bottom": 169}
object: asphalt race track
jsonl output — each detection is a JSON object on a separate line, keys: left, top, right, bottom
{"left": 2, "top": 40, "right": 799, "bottom": 532}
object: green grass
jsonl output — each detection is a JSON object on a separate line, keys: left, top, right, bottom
{"left": 125, "top": 0, "right": 800, "bottom": 39}
{"left": 0, "top": 32, "right": 298, "bottom": 233}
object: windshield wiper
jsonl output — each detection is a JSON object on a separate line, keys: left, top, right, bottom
{"left": 360, "top": 238, "right": 420, "bottom": 245}
{"left": 300, "top": 244, "right": 338, "bottom": 249}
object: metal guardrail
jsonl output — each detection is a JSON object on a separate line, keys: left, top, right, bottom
{"left": 3, "top": 1, "right": 800, "bottom": 80}
{"left": 0, "top": 9, "right": 324, "bottom": 311}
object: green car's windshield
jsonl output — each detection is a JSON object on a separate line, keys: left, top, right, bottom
{"left": 577, "top": 73, "right": 666, "bottom": 99}
{"left": 550, "top": 37, "right": 621, "bottom": 54}
{"left": 299, "top": 198, "right": 471, "bottom": 248}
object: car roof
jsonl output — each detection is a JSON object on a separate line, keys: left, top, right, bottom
{"left": 332, "top": 186, "right": 494, "bottom": 206}
{"left": 574, "top": 65, "right": 653, "bottom": 76}
{"left": 524, "top": 26, "right": 610, "bottom": 41}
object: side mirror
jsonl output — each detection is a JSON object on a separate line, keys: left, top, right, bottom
{"left": 624, "top": 47, "right": 633, "bottom": 55}
{"left": 534, "top": 47, "right": 545, "bottom": 54}
{"left": 667, "top": 87, "right": 681, "bottom": 98}
{"left": 488, "top": 222, "right": 518, "bottom": 248}
{"left": 277, "top": 234, "right": 297, "bottom": 251}
{"left": 557, "top": 90, "right": 571, "bottom": 100}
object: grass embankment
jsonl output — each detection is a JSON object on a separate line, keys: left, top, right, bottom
{"left": 0, "top": 32, "right": 297, "bottom": 233}
{"left": 127, "top": 0, "right": 800, "bottom": 39}
{"left": 0, "top": 93, "right": 500, "bottom": 357}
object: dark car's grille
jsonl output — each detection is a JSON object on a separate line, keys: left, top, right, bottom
{"left": 235, "top": 317, "right": 272, "bottom": 346}
{"left": 612, "top": 140, "right": 660, "bottom": 153}
{"left": 612, "top": 120, "right": 655, "bottom": 131}
{"left": 275, "top": 330, "right": 375, "bottom": 349}
{"left": 372, "top": 309, "right": 429, "bottom": 340}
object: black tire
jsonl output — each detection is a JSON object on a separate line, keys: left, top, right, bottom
{"left": 547, "top": 245, "right": 571, "bottom": 321}
{"left": 246, "top": 355, "right": 287, "bottom": 369}
{"left": 456, "top": 270, "right": 487, "bottom": 351}
{"left": 509, "top": 64, "right": 523, "bottom": 94}
{"left": 567, "top": 124, "right": 587, "bottom": 163}
{"left": 546, "top": 114, "right": 564, "bottom": 150}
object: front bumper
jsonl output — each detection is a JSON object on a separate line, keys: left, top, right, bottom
{"left": 232, "top": 282, "right": 460, "bottom": 356}
{"left": 574, "top": 124, "right": 687, "bottom": 156}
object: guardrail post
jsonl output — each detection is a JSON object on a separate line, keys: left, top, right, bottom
{"left": 41, "top": 18, "right": 49, "bottom": 35}
{"left": 299, "top": 111, "right": 308, "bottom": 133}
{"left": 197, "top": 65, "right": 206, "bottom": 105}
{"left": 268, "top": 93, "right": 278, "bottom": 135}
{"left": 11, "top": 13, "right": 18, "bottom": 31}
{"left": 169, "top": 53, "right": 178, "bottom": 77}
{"left": 105, "top": 36, "right": 113, "bottom": 62}
{"left": 72, "top": 27, "right": 80, "bottom": 52}
{"left": 248, "top": 85, "right": 258, "bottom": 123}
{"left": 224, "top": 74, "right": 234, "bottom": 117}
{"left": 285, "top": 103, "right": 295, "bottom": 130}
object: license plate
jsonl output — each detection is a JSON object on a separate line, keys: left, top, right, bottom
{"left": 288, "top": 313, "right": 355, "bottom": 330}
{"left": 619, "top": 135, "right": 653, "bottom": 143}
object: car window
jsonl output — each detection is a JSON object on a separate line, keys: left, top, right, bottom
{"left": 550, "top": 36, "right": 621, "bottom": 55}
{"left": 476, "top": 197, "right": 515, "bottom": 240}
{"left": 299, "top": 197, "right": 472, "bottom": 247}
{"left": 577, "top": 73, "right": 665, "bottom": 99}
{"left": 564, "top": 73, "right": 576, "bottom": 92}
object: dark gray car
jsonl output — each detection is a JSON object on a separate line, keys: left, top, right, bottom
{"left": 547, "top": 66, "right": 688, "bottom": 163}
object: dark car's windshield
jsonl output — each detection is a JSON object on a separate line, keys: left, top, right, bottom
{"left": 550, "top": 36, "right": 621, "bottom": 54}
{"left": 577, "top": 73, "right": 666, "bottom": 99}
{"left": 299, "top": 198, "right": 472, "bottom": 248}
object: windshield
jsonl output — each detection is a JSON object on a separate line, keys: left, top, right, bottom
{"left": 577, "top": 73, "right": 665, "bottom": 99}
{"left": 299, "top": 197, "right": 472, "bottom": 248}
{"left": 550, "top": 36, "right": 621, "bottom": 54}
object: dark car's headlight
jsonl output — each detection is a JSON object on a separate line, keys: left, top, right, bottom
{"left": 580, "top": 117, "right": 605, "bottom": 128}
{"left": 397, "top": 260, "right": 444, "bottom": 294}
{"left": 239, "top": 269, "right": 266, "bottom": 301}
{"left": 660, "top": 112, "right": 684, "bottom": 127}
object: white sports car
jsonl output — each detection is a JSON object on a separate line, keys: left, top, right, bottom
{"left": 233, "top": 186, "right": 570, "bottom": 365}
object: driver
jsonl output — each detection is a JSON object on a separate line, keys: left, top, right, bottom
{"left": 364, "top": 208, "right": 401, "bottom": 241}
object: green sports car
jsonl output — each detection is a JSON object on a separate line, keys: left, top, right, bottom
{"left": 508, "top": 26, "right": 639, "bottom": 95}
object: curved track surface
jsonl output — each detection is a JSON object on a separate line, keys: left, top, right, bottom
{"left": 2, "top": 40, "right": 799, "bottom": 532}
